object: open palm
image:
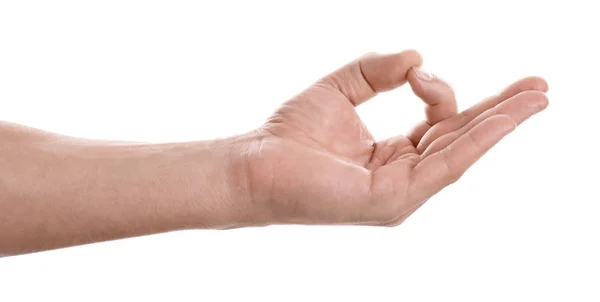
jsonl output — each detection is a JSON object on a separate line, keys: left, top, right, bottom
{"left": 248, "top": 50, "right": 548, "bottom": 226}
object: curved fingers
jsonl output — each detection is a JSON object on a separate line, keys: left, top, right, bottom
{"left": 408, "top": 67, "right": 457, "bottom": 124}
{"left": 320, "top": 50, "right": 424, "bottom": 106}
{"left": 416, "top": 76, "right": 548, "bottom": 153}
{"left": 421, "top": 90, "right": 548, "bottom": 158}
{"left": 409, "top": 115, "right": 518, "bottom": 203}
{"left": 406, "top": 68, "right": 457, "bottom": 145}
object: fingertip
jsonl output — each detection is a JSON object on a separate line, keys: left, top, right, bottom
{"left": 407, "top": 67, "right": 457, "bottom": 124}
{"left": 399, "top": 49, "right": 424, "bottom": 67}
{"left": 360, "top": 49, "right": 424, "bottom": 93}
{"left": 519, "top": 90, "right": 549, "bottom": 111}
{"left": 530, "top": 76, "right": 549, "bottom": 92}
{"left": 538, "top": 91, "right": 550, "bottom": 110}
{"left": 410, "top": 66, "right": 434, "bottom": 81}
{"left": 520, "top": 76, "right": 549, "bottom": 92}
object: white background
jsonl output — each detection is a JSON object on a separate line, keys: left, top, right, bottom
{"left": 0, "top": 1, "right": 598, "bottom": 301}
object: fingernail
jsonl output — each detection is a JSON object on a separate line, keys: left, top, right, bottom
{"left": 413, "top": 67, "right": 434, "bottom": 81}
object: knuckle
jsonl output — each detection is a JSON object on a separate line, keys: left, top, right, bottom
{"left": 464, "top": 131, "right": 483, "bottom": 150}
{"left": 455, "top": 111, "right": 470, "bottom": 124}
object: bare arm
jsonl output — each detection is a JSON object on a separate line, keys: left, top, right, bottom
{"left": 0, "top": 122, "right": 256, "bottom": 255}
{"left": 0, "top": 50, "right": 548, "bottom": 256}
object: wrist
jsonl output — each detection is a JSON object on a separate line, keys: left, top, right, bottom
{"left": 217, "top": 131, "right": 274, "bottom": 228}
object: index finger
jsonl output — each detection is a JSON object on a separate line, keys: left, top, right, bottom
{"left": 407, "top": 67, "right": 457, "bottom": 125}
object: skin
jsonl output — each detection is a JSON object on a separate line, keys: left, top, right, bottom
{"left": 0, "top": 50, "right": 549, "bottom": 255}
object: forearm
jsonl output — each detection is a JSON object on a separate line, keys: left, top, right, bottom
{"left": 0, "top": 122, "right": 256, "bottom": 255}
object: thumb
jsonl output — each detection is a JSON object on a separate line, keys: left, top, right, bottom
{"left": 319, "top": 50, "right": 423, "bottom": 106}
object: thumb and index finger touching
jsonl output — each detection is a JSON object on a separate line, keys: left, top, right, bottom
{"left": 318, "top": 50, "right": 548, "bottom": 222}
{"left": 320, "top": 50, "right": 457, "bottom": 142}
{"left": 320, "top": 50, "right": 423, "bottom": 106}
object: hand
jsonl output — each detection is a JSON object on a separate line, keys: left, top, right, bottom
{"left": 0, "top": 50, "right": 548, "bottom": 254}
{"left": 243, "top": 50, "right": 548, "bottom": 226}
